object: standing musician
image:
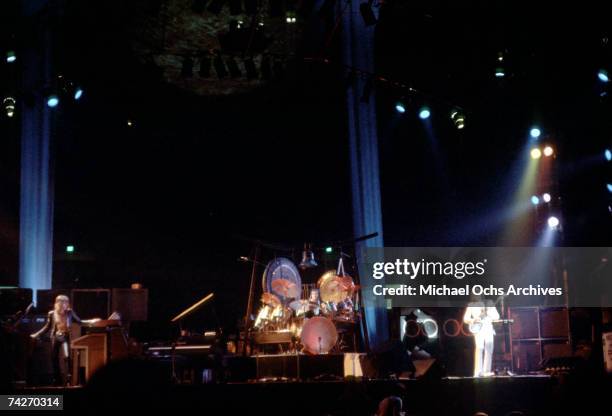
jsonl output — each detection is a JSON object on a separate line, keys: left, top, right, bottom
{"left": 30, "top": 295, "right": 99, "bottom": 385}
{"left": 463, "top": 297, "right": 500, "bottom": 377}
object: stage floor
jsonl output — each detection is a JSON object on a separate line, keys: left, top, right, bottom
{"left": 15, "top": 374, "right": 596, "bottom": 415}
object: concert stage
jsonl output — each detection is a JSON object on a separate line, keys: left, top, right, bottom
{"left": 17, "top": 374, "right": 595, "bottom": 415}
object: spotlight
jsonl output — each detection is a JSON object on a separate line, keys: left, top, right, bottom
{"left": 494, "top": 67, "right": 505, "bottom": 78}
{"left": 543, "top": 145, "right": 554, "bottom": 157}
{"left": 127, "top": 119, "right": 134, "bottom": 127}
{"left": 66, "top": 245, "right": 75, "bottom": 253}
{"left": 605, "top": 149, "right": 611, "bottom": 161}
{"left": 46, "top": 94, "right": 59, "bottom": 108}
{"left": 530, "top": 127, "right": 541, "bottom": 139}
{"left": 531, "top": 195, "right": 540, "bottom": 205}
{"left": 450, "top": 108, "right": 465, "bottom": 129}
{"left": 497, "top": 52, "right": 504, "bottom": 62}
{"left": 530, "top": 148, "right": 542, "bottom": 159}
{"left": 325, "top": 246, "right": 333, "bottom": 253}
{"left": 547, "top": 216, "right": 560, "bottom": 229}
{"left": 418, "top": 106, "right": 431, "bottom": 120}
{"left": 359, "top": 0, "right": 377, "bottom": 26}
{"left": 6, "top": 50, "right": 16, "bottom": 63}
{"left": 73, "top": 87, "right": 83, "bottom": 100}
{"left": 395, "top": 101, "right": 406, "bottom": 114}
{"left": 285, "top": 12, "right": 297, "bottom": 23}
{"left": 542, "top": 193, "right": 551, "bottom": 203}
{"left": 607, "top": 183, "right": 612, "bottom": 193}
{"left": 3, "top": 97, "right": 16, "bottom": 118}
{"left": 598, "top": 69, "right": 609, "bottom": 83}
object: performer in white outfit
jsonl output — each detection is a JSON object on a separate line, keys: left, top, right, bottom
{"left": 463, "top": 299, "right": 500, "bottom": 377}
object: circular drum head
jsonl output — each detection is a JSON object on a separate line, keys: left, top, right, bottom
{"left": 262, "top": 257, "right": 302, "bottom": 302}
{"left": 300, "top": 316, "right": 338, "bottom": 354}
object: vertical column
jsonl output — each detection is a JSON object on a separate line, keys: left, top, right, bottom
{"left": 19, "top": 1, "right": 56, "bottom": 305}
{"left": 341, "top": 1, "right": 388, "bottom": 349}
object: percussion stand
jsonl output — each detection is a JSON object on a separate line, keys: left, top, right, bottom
{"left": 242, "top": 244, "right": 260, "bottom": 356}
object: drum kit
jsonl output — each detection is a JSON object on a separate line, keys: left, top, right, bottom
{"left": 252, "top": 257, "right": 359, "bottom": 354}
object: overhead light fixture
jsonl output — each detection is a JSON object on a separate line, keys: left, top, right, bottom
{"left": 547, "top": 216, "right": 560, "bottom": 229}
{"left": 395, "top": 101, "right": 406, "bottom": 114}
{"left": 450, "top": 108, "right": 465, "bottom": 129}
{"left": 73, "top": 87, "right": 83, "bottom": 100}
{"left": 598, "top": 69, "right": 609, "bottom": 83}
{"left": 543, "top": 145, "right": 554, "bottom": 157}
{"left": 605, "top": 148, "right": 611, "bottom": 162}
{"left": 6, "top": 50, "right": 16, "bottom": 63}
{"left": 46, "top": 94, "right": 59, "bottom": 108}
{"left": 530, "top": 148, "right": 542, "bottom": 159}
{"left": 3, "top": 97, "right": 16, "bottom": 118}
{"left": 531, "top": 195, "right": 540, "bottom": 205}
{"left": 530, "top": 127, "right": 541, "bottom": 139}
{"left": 418, "top": 106, "right": 431, "bottom": 120}
{"left": 286, "top": 11, "right": 297, "bottom": 23}
{"left": 542, "top": 193, "right": 551, "bottom": 203}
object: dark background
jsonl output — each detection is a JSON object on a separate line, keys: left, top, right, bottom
{"left": 1, "top": 1, "right": 611, "bottom": 330}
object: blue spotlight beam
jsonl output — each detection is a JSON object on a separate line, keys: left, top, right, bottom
{"left": 342, "top": 0, "right": 388, "bottom": 350}
{"left": 19, "top": 3, "right": 57, "bottom": 305}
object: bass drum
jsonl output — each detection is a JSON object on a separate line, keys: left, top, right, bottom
{"left": 300, "top": 316, "right": 338, "bottom": 355}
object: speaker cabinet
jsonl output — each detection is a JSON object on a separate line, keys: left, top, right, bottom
{"left": 71, "top": 289, "right": 110, "bottom": 319}
{"left": 0, "top": 288, "right": 32, "bottom": 315}
{"left": 510, "top": 308, "right": 539, "bottom": 339}
{"left": 540, "top": 308, "right": 569, "bottom": 339}
{"left": 111, "top": 288, "right": 148, "bottom": 322}
{"left": 36, "top": 289, "right": 69, "bottom": 313}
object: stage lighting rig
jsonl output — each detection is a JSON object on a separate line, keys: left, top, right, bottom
{"left": 2, "top": 97, "right": 16, "bottom": 118}
{"left": 530, "top": 148, "right": 542, "bottom": 159}
{"left": 6, "top": 50, "right": 16, "bottom": 63}
{"left": 418, "top": 106, "right": 431, "bottom": 120}
{"left": 450, "top": 108, "right": 465, "bottom": 129}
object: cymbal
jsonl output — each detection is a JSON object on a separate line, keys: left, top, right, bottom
{"left": 261, "top": 292, "right": 281, "bottom": 307}
{"left": 300, "top": 317, "right": 338, "bottom": 354}
{"left": 317, "top": 270, "right": 337, "bottom": 288}
{"left": 271, "top": 279, "right": 300, "bottom": 299}
{"left": 320, "top": 276, "right": 352, "bottom": 303}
